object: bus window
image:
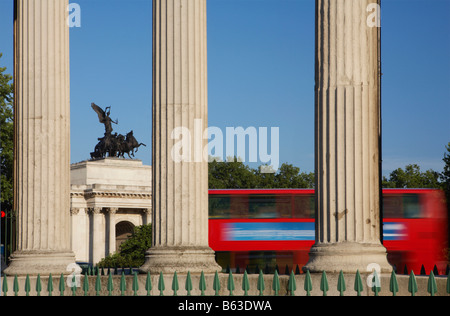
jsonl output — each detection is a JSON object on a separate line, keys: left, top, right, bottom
{"left": 383, "top": 194, "right": 422, "bottom": 218}
{"left": 293, "top": 195, "right": 315, "bottom": 218}
{"left": 230, "top": 195, "right": 250, "bottom": 218}
{"left": 248, "top": 195, "right": 277, "bottom": 218}
{"left": 209, "top": 195, "right": 231, "bottom": 218}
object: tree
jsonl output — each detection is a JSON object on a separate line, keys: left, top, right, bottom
{"left": 97, "top": 224, "right": 152, "bottom": 268}
{"left": 0, "top": 53, "right": 14, "bottom": 213}
{"left": 440, "top": 143, "right": 450, "bottom": 260}
{"left": 382, "top": 164, "right": 441, "bottom": 189}
{"left": 441, "top": 142, "right": 450, "bottom": 200}
{"left": 208, "top": 157, "right": 314, "bottom": 189}
{"left": 208, "top": 157, "right": 258, "bottom": 189}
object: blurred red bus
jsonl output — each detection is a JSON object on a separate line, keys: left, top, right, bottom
{"left": 208, "top": 189, "right": 448, "bottom": 274}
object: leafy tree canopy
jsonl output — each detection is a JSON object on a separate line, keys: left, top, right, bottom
{"left": 97, "top": 224, "right": 152, "bottom": 268}
{"left": 382, "top": 164, "right": 441, "bottom": 189}
{"left": 208, "top": 156, "right": 315, "bottom": 189}
{"left": 0, "top": 53, "right": 14, "bottom": 211}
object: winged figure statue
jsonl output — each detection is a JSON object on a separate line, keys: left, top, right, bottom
{"left": 91, "top": 102, "right": 118, "bottom": 136}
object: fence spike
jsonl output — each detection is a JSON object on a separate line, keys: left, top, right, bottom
{"left": 36, "top": 274, "right": 42, "bottom": 297}
{"left": 83, "top": 272, "right": 89, "bottom": 296}
{"left": 337, "top": 270, "right": 346, "bottom": 296}
{"left": 145, "top": 272, "right": 152, "bottom": 296}
{"left": 107, "top": 272, "right": 114, "bottom": 296}
{"left": 420, "top": 265, "right": 426, "bottom": 276}
{"left": 427, "top": 271, "right": 437, "bottom": 296}
{"left": 95, "top": 269, "right": 101, "bottom": 296}
{"left": 257, "top": 270, "right": 265, "bottom": 296}
{"left": 371, "top": 270, "right": 381, "bottom": 296}
{"left": 120, "top": 271, "right": 127, "bottom": 296}
{"left": 408, "top": 270, "right": 418, "bottom": 296}
{"left": 59, "top": 273, "right": 65, "bottom": 296}
{"left": 284, "top": 265, "right": 290, "bottom": 275}
{"left": 172, "top": 271, "right": 179, "bottom": 296}
{"left": 433, "top": 265, "right": 439, "bottom": 276}
{"left": 389, "top": 270, "right": 399, "bottom": 296}
{"left": 13, "top": 275, "right": 19, "bottom": 296}
{"left": 272, "top": 270, "right": 280, "bottom": 296}
{"left": 304, "top": 270, "right": 312, "bottom": 296}
{"left": 242, "top": 270, "right": 250, "bottom": 296}
{"left": 227, "top": 270, "right": 235, "bottom": 296}
{"left": 158, "top": 272, "right": 165, "bottom": 296}
{"left": 25, "top": 275, "right": 31, "bottom": 296}
{"left": 213, "top": 271, "right": 221, "bottom": 296}
{"left": 132, "top": 271, "right": 139, "bottom": 296}
{"left": 354, "top": 270, "right": 363, "bottom": 296}
{"left": 199, "top": 271, "right": 206, "bottom": 296}
{"left": 2, "top": 275, "right": 8, "bottom": 296}
{"left": 47, "top": 274, "right": 54, "bottom": 296}
{"left": 185, "top": 271, "right": 193, "bottom": 296}
{"left": 320, "top": 271, "right": 329, "bottom": 296}
{"left": 71, "top": 274, "right": 77, "bottom": 296}
{"left": 288, "top": 270, "right": 296, "bottom": 296}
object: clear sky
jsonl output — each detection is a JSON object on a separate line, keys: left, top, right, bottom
{"left": 0, "top": 0, "right": 449, "bottom": 176}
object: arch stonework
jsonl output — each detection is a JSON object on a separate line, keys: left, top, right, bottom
{"left": 6, "top": 0, "right": 391, "bottom": 275}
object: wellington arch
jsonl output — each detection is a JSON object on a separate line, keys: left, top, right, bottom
{"left": 4, "top": 0, "right": 391, "bottom": 276}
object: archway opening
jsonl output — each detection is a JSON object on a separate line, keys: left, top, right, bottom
{"left": 115, "top": 221, "right": 135, "bottom": 251}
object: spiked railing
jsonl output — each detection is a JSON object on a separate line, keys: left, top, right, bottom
{"left": 1, "top": 267, "right": 450, "bottom": 296}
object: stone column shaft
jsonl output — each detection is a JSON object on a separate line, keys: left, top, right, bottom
{"left": 140, "top": 0, "right": 220, "bottom": 274}
{"left": 107, "top": 208, "right": 118, "bottom": 255}
{"left": 304, "top": 0, "right": 391, "bottom": 273}
{"left": 5, "top": 0, "right": 76, "bottom": 276}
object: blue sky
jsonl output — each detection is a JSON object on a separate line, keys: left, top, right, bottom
{"left": 0, "top": 0, "right": 449, "bottom": 176}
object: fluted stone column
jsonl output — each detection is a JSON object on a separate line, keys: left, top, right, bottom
{"left": 304, "top": 0, "right": 392, "bottom": 273}
{"left": 140, "top": 0, "right": 220, "bottom": 274}
{"left": 88, "top": 207, "right": 104, "bottom": 265}
{"left": 5, "top": 0, "right": 76, "bottom": 276}
{"left": 107, "top": 207, "right": 118, "bottom": 255}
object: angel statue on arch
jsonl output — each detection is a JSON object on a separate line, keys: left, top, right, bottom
{"left": 91, "top": 102, "right": 118, "bottom": 137}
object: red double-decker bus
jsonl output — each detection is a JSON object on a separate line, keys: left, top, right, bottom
{"left": 208, "top": 189, "right": 448, "bottom": 274}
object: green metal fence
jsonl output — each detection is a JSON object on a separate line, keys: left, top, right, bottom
{"left": 1, "top": 269, "right": 450, "bottom": 296}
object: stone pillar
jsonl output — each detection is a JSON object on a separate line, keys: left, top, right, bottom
{"left": 88, "top": 207, "right": 104, "bottom": 265}
{"left": 304, "top": 0, "right": 391, "bottom": 273}
{"left": 107, "top": 207, "right": 118, "bottom": 255}
{"left": 142, "top": 208, "right": 151, "bottom": 226}
{"left": 140, "top": 0, "right": 220, "bottom": 274}
{"left": 5, "top": 0, "right": 76, "bottom": 276}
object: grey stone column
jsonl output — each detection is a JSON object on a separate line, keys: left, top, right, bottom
{"left": 107, "top": 208, "right": 118, "bottom": 255}
{"left": 304, "top": 0, "right": 392, "bottom": 273}
{"left": 88, "top": 207, "right": 104, "bottom": 265}
{"left": 5, "top": 0, "right": 76, "bottom": 276}
{"left": 140, "top": 0, "right": 220, "bottom": 274}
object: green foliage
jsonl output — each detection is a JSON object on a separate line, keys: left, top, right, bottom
{"left": 382, "top": 164, "right": 441, "bottom": 189}
{"left": 97, "top": 224, "right": 152, "bottom": 268}
{"left": 208, "top": 157, "right": 314, "bottom": 189}
{"left": 441, "top": 143, "right": 450, "bottom": 194}
{"left": 0, "top": 53, "right": 14, "bottom": 211}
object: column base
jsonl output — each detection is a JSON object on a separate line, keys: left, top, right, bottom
{"left": 139, "top": 246, "right": 222, "bottom": 275}
{"left": 303, "top": 242, "right": 392, "bottom": 274}
{"left": 3, "top": 250, "right": 77, "bottom": 276}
